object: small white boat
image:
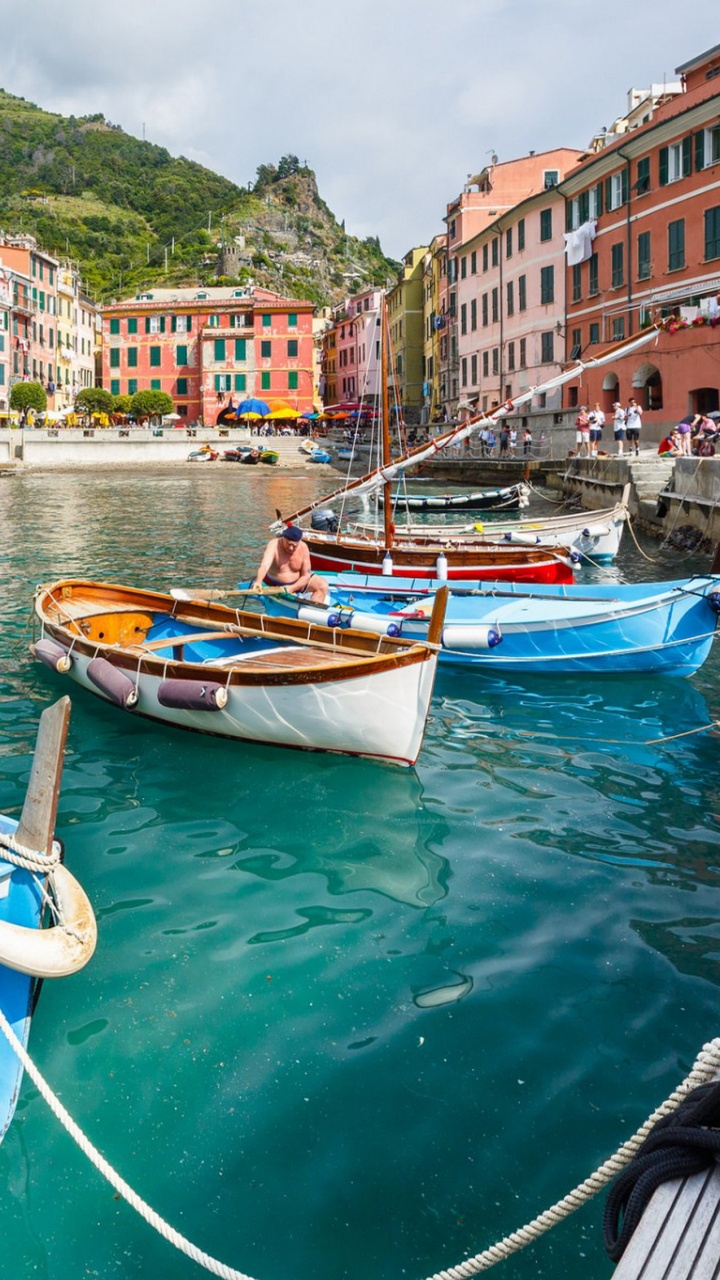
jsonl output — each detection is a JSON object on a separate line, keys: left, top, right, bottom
{"left": 32, "top": 579, "right": 447, "bottom": 767}
{"left": 1, "top": 697, "right": 97, "bottom": 1142}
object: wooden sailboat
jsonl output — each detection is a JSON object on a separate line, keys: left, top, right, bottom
{"left": 32, "top": 579, "right": 448, "bottom": 767}
{"left": 273, "top": 313, "right": 662, "bottom": 584}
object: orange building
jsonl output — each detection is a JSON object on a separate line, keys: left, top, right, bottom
{"left": 101, "top": 285, "right": 316, "bottom": 423}
{"left": 559, "top": 43, "right": 720, "bottom": 427}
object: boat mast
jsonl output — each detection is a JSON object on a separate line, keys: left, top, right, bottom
{"left": 381, "top": 293, "right": 394, "bottom": 552}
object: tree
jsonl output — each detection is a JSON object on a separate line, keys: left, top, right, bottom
{"left": 112, "top": 394, "right": 132, "bottom": 414}
{"left": 10, "top": 381, "right": 47, "bottom": 413}
{"left": 130, "top": 389, "right": 174, "bottom": 419}
{"left": 75, "top": 387, "right": 114, "bottom": 415}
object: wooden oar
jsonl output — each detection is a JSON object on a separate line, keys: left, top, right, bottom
{"left": 16, "top": 696, "right": 70, "bottom": 857}
{"left": 171, "top": 586, "right": 291, "bottom": 603}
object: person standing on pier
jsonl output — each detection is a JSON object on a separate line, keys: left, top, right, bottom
{"left": 612, "top": 403, "right": 626, "bottom": 455}
{"left": 625, "top": 398, "right": 643, "bottom": 456}
{"left": 588, "top": 402, "right": 605, "bottom": 457}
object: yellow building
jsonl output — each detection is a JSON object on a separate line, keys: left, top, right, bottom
{"left": 387, "top": 246, "right": 428, "bottom": 421}
{"left": 421, "top": 234, "right": 448, "bottom": 423}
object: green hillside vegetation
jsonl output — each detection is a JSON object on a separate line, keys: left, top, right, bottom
{"left": 0, "top": 90, "right": 399, "bottom": 305}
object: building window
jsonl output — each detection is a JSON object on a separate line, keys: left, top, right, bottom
{"left": 637, "top": 231, "right": 651, "bottom": 279}
{"left": 705, "top": 206, "right": 720, "bottom": 260}
{"left": 128, "top": 317, "right": 138, "bottom": 335}
{"left": 468, "top": 299, "right": 476, "bottom": 331}
{"left": 491, "top": 238, "right": 499, "bottom": 267}
{"left": 572, "top": 263, "right": 582, "bottom": 303}
{"left": 482, "top": 351, "right": 489, "bottom": 377}
{"left": 589, "top": 322, "right": 600, "bottom": 344}
{"left": 262, "top": 314, "right": 272, "bottom": 328}
{"left": 612, "top": 317, "right": 626, "bottom": 341}
{"left": 128, "top": 379, "right": 137, "bottom": 395}
{"left": 109, "top": 318, "right": 120, "bottom": 335}
{"left": 659, "top": 139, "right": 691, "bottom": 186}
{"left": 611, "top": 243, "right": 624, "bottom": 288}
{"left": 110, "top": 380, "right": 120, "bottom": 396}
{"left": 517, "top": 219, "right": 525, "bottom": 251}
{"left": 540, "top": 265, "right": 554, "bottom": 304}
{"left": 539, "top": 208, "right": 552, "bottom": 241}
{"left": 668, "top": 219, "right": 685, "bottom": 270}
{"left": 214, "top": 374, "right": 231, "bottom": 392}
{"left": 176, "top": 345, "right": 188, "bottom": 365}
{"left": 544, "top": 170, "right": 559, "bottom": 189}
{"left": 109, "top": 348, "right": 120, "bottom": 368}
{"left": 519, "top": 338, "right": 526, "bottom": 368}
{"left": 261, "top": 371, "right": 271, "bottom": 390}
{"left": 518, "top": 275, "right": 527, "bottom": 311}
{"left": 235, "top": 374, "right": 247, "bottom": 391}
{"left": 287, "top": 338, "right": 298, "bottom": 357}
{"left": 482, "top": 293, "right": 488, "bottom": 326}
{"left": 214, "top": 338, "right": 226, "bottom": 361}
{"left": 173, "top": 315, "right": 189, "bottom": 333}
{"left": 696, "top": 124, "right": 720, "bottom": 170}
{"left": 460, "top": 256, "right": 467, "bottom": 279}
{"left": 491, "top": 289, "right": 499, "bottom": 322}
{"left": 505, "top": 227, "right": 513, "bottom": 258}
{"left": 176, "top": 377, "right": 188, "bottom": 395}
{"left": 540, "top": 331, "right": 554, "bottom": 363}
{"left": 461, "top": 357, "right": 467, "bottom": 386}
{"left": 606, "top": 170, "right": 629, "bottom": 210}
{"left": 288, "top": 371, "right": 298, "bottom": 390}
{"left": 460, "top": 303, "right": 467, "bottom": 335}
{"left": 507, "top": 341, "right": 515, "bottom": 371}
{"left": 571, "top": 327, "right": 581, "bottom": 354}
{"left": 506, "top": 281, "right": 514, "bottom": 316}
{"left": 636, "top": 156, "right": 651, "bottom": 195}
{"left": 261, "top": 340, "right": 271, "bottom": 358}
{"left": 588, "top": 253, "right": 599, "bottom": 296}
{"left": 471, "top": 353, "right": 477, "bottom": 384}
{"left": 470, "top": 251, "right": 477, "bottom": 273}
{"left": 127, "top": 348, "right": 137, "bottom": 368}
{"left": 492, "top": 348, "right": 499, "bottom": 375}
{"left": 150, "top": 379, "right": 161, "bottom": 390}
{"left": 482, "top": 243, "right": 489, "bottom": 272}
{"left": 149, "top": 346, "right": 161, "bottom": 367}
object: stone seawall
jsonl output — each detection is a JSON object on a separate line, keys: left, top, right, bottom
{"left": 0, "top": 428, "right": 336, "bottom": 470}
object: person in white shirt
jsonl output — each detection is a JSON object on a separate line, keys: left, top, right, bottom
{"left": 625, "top": 398, "right": 643, "bottom": 455}
{"left": 588, "top": 402, "right": 606, "bottom": 458}
{"left": 612, "top": 403, "right": 626, "bottom": 455}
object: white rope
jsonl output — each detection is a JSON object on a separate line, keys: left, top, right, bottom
{"left": 0, "top": 833, "right": 62, "bottom": 873}
{"left": 0, "top": 1007, "right": 258, "bottom": 1280}
{"left": 423, "top": 1037, "right": 720, "bottom": 1280}
{"left": 2, "top": 997, "right": 720, "bottom": 1280}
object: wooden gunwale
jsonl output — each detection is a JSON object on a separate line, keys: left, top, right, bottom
{"left": 303, "top": 536, "right": 570, "bottom": 566}
{"left": 35, "top": 580, "right": 440, "bottom": 688}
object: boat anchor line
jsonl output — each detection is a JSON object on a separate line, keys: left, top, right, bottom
{"left": 0, "top": 1018, "right": 719, "bottom": 1280}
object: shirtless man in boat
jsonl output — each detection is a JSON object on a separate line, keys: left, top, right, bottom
{"left": 252, "top": 525, "right": 328, "bottom": 603}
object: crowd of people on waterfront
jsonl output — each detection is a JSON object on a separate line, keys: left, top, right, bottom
{"left": 572, "top": 399, "right": 719, "bottom": 459}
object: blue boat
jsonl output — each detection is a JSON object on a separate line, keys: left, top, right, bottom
{"left": 0, "top": 698, "right": 96, "bottom": 1142}
{"left": 255, "top": 572, "right": 720, "bottom": 677}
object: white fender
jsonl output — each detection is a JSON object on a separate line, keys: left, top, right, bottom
{"left": 0, "top": 864, "right": 97, "bottom": 979}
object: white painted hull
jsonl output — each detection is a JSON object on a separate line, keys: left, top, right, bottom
{"left": 58, "top": 648, "right": 438, "bottom": 767}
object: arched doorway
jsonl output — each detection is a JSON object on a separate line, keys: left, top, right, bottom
{"left": 602, "top": 372, "right": 619, "bottom": 414}
{"left": 689, "top": 387, "right": 719, "bottom": 415}
{"left": 632, "top": 362, "right": 663, "bottom": 411}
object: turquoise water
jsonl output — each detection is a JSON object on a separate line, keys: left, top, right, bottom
{"left": 1, "top": 466, "right": 720, "bottom": 1280}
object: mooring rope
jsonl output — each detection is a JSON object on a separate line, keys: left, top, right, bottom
{"left": 423, "top": 1037, "right": 720, "bottom": 1280}
{"left": 1, "top": 1007, "right": 720, "bottom": 1280}
{"left": 0, "top": 832, "right": 62, "bottom": 873}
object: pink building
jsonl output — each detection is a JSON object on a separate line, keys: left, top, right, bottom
{"left": 445, "top": 150, "right": 583, "bottom": 413}
{"left": 0, "top": 235, "right": 60, "bottom": 407}
{"left": 321, "top": 287, "right": 384, "bottom": 406}
{"left": 101, "top": 285, "right": 316, "bottom": 422}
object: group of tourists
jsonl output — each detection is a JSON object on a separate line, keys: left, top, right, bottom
{"left": 478, "top": 425, "right": 534, "bottom": 457}
{"left": 658, "top": 413, "right": 719, "bottom": 458}
{"left": 574, "top": 399, "right": 644, "bottom": 458}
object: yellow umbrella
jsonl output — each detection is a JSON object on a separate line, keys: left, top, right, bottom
{"left": 238, "top": 411, "right": 264, "bottom": 420}
{"left": 265, "top": 408, "right": 300, "bottom": 420}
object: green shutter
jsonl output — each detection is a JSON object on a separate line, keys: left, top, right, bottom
{"left": 214, "top": 338, "right": 225, "bottom": 361}
{"left": 171, "top": 316, "right": 177, "bottom": 333}
{"left": 145, "top": 317, "right": 151, "bottom": 333}
{"left": 288, "top": 371, "right": 298, "bottom": 390}
{"left": 176, "top": 345, "right": 187, "bottom": 366}
{"left": 160, "top": 315, "right": 166, "bottom": 333}
{"left": 621, "top": 169, "right": 628, "bottom": 205}
{"left": 605, "top": 176, "right": 613, "bottom": 208}
{"left": 695, "top": 130, "right": 706, "bottom": 170}
{"left": 177, "top": 378, "right": 188, "bottom": 395}
{"left": 110, "top": 380, "right": 120, "bottom": 396}
{"left": 595, "top": 183, "right": 603, "bottom": 215}
{"left": 234, "top": 374, "right": 246, "bottom": 392}
{"left": 186, "top": 316, "right": 192, "bottom": 332}
{"left": 565, "top": 202, "right": 573, "bottom": 232}
{"left": 659, "top": 147, "right": 669, "bottom": 186}
{"left": 682, "top": 135, "right": 692, "bottom": 177}
{"left": 235, "top": 338, "right": 246, "bottom": 361}
{"left": 578, "top": 191, "right": 589, "bottom": 224}
{"left": 261, "top": 371, "right": 271, "bottom": 390}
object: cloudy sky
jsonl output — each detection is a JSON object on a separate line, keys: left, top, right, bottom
{"left": 0, "top": 0, "right": 716, "bottom": 259}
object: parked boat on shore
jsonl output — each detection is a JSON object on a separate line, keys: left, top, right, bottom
{"left": 32, "top": 579, "right": 447, "bottom": 766}
{"left": 1, "top": 697, "right": 97, "bottom": 1142}
{"left": 257, "top": 571, "right": 720, "bottom": 676}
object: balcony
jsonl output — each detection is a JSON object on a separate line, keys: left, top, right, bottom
{"left": 12, "top": 293, "right": 37, "bottom": 317}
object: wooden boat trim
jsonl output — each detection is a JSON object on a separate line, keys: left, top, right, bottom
{"left": 35, "top": 580, "right": 444, "bottom": 689}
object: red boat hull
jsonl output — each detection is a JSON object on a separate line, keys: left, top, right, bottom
{"left": 307, "top": 544, "right": 574, "bottom": 584}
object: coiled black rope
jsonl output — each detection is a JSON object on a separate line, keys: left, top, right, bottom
{"left": 604, "top": 1080, "right": 720, "bottom": 1261}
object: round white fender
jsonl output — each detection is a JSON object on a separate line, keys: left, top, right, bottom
{"left": 442, "top": 624, "right": 502, "bottom": 650}
{"left": 0, "top": 864, "right": 97, "bottom": 978}
{"left": 581, "top": 523, "right": 612, "bottom": 538}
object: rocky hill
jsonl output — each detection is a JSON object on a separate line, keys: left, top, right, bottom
{"left": 0, "top": 90, "right": 399, "bottom": 305}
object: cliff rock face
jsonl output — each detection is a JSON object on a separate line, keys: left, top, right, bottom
{"left": 0, "top": 92, "right": 398, "bottom": 304}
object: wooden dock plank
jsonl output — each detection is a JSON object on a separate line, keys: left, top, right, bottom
{"left": 612, "top": 1166, "right": 720, "bottom": 1279}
